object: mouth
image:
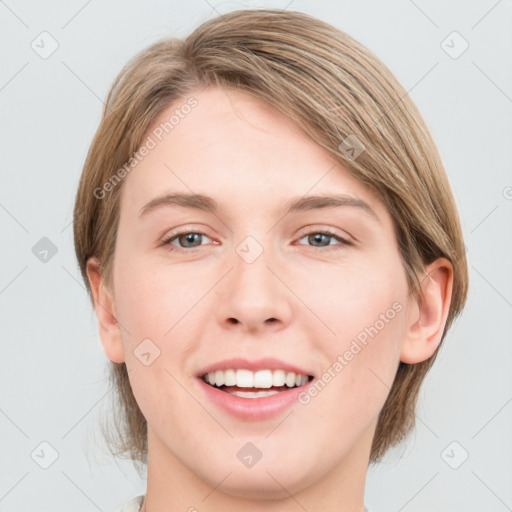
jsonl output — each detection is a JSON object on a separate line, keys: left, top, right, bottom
{"left": 200, "top": 369, "right": 314, "bottom": 398}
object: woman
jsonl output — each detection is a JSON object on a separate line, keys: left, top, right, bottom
{"left": 73, "top": 8, "right": 468, "bottom": 512}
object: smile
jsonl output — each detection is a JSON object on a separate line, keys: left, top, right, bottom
{"left": 201, "top": 368, "right": 312, "bottom": 398}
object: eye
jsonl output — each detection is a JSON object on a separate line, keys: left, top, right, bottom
{"left": 296, "top": 230, "right": 353, "bottom": 250}
{"left": 161, "top": 228, "right": 352, "bottom": 253}
{"left": 163, "top": 230, "right": 213, "bottom": 251}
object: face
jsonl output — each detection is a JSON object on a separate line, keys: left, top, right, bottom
{"left": 106, "top": 86, "right": 415, "bottom": 499}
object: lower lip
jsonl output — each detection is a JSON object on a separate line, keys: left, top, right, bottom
{"left": 197, "top": 378, "right": 312, "bottom": 421}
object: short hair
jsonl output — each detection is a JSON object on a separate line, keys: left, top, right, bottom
{"left": 73, "top": 8, "right": 468, "bottom": 466}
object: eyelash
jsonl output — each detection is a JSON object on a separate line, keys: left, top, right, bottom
{"left": 162, "top": 228, "right": 353, "bottom": 253}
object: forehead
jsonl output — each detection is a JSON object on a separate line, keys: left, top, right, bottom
{"left": 119, "top": 86, "right": 390, "bottom": 224}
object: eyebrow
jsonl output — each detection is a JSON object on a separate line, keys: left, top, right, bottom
{"left": 139, "top": 192, "right": 380, "bottom": 223}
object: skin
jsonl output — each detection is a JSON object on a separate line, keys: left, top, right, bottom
{"left": 87, "top": 86, "right": 453, "bottom": 512}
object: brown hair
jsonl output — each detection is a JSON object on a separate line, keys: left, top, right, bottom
{"left": 73, "top": 8, "right": 468, "bottom": 466}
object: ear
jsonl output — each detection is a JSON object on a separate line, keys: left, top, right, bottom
{"left": 86, "top": 257, "right": 125, "bottom": 363}
{"left": 400, "top": 258, "right": 454, "bottom": 364}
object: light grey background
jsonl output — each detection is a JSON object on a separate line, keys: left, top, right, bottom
{"left": 1, "top": 1, "right": 511, "bottom": 511}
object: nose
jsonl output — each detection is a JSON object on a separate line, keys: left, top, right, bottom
{"left": 213, "top": 242, "right": 293, "bottom": 334}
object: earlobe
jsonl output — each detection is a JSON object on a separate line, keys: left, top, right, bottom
{"left": 86, "top": 257, "right": 125, "bottom": 364}
{"left": 400, "top": 258, "right": 454, "bottom": 364}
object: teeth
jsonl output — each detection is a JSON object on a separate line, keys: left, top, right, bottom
{"left": 285, "top": 372, "right": 296, "bottom": 387}
{"left": 273, "top": 369, "right": 285, "bottom": 387}
{"left": 224, "top": 369, "right": 236, "bottom": 386}
{"left": 253, "top": 370, "right": 272, "bottom": 388}
{"left": 202, "top": 369, "right": 310, "bottom": 389}
{"left": 231, "top": 390, "right": 280, "bottom": 398}
{"left": 215, "top": 370, "right": 224, "bottom": 387}
{"left": 236, "top": 369, "right": 254, "bottom": 387}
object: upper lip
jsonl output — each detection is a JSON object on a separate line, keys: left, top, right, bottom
{"left": 196, "top": 357, "right": 314, "bottom": 378}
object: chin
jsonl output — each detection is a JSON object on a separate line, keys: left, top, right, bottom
{"left": 205, "top": 467, "right": 313, "bottom": 501}
{"left": 188, "top": 448, "right": 322, "bottom": 501}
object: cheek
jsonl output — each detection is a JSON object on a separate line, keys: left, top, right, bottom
{"left": 113, "top": 253, "right": 200, "bottom": 340}
{"left": 111, "top": 256, "right": 206, "bottom": 403}
{"left": 113, "top": 267, "right": 202, "bottom": 426}
{"left": 296, "top": 254, "right": 407, "bottom": 343}
{"left": 124, "top": 359, "right": 200, "bottom": 441}
{"left": 297, "top": 259, "right": 407, "bottom": 408}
